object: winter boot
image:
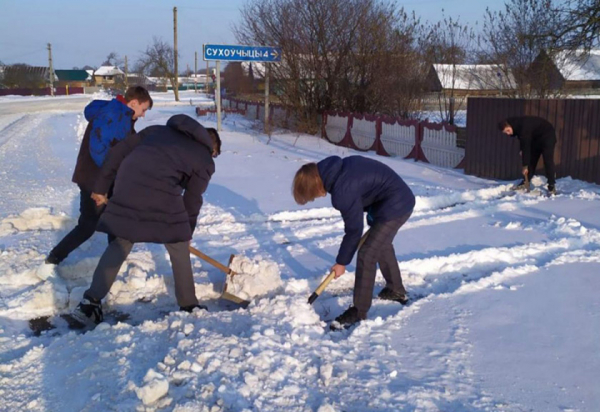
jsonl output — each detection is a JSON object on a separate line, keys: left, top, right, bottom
{"left": 378, "top": 287, "right": 409, "bottom": 305}
{"left": 330, "top": 306, "right": 366, "bottom": 330}
{"left": 180, "top": 304, "right": 208, "bottom": 313}
{"left": 547, "top": 184, "right": 556, "bottom": 196}
{"left": 71, "top": 294, "right": 104, "bottom": 325}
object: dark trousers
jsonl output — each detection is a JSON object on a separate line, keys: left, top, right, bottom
{"left": 528, "top": 142, "right": 556, "bottom": 186}
{"left": 354, "top": 211, "right": 412, "bottom": 318}
{"left": 49, "top": 186, "right": 114, "bottom": 263}
{"left": 85, "top": 238, "right": 199, "bottom": 308}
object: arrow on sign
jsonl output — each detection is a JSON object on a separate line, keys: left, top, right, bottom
{"left": 271, "top": 50, "right": 279, "bottom": 60}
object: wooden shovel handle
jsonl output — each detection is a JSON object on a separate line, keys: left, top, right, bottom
{"left": 308, "top": 229, "right": 371, "bottom": 304}
{"left": 314, "top": 271, "right": 336, "bottom": 296}
{"left": 189, "top": 246, "right": 236, "bottom": 276}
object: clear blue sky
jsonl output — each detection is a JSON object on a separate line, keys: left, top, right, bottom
{"left": 0, "top": 0, "right": 503, "bottom": 70}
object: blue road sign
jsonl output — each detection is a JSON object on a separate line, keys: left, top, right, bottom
{"left": 203, "top": 44, "right": 281, "bottom": 62}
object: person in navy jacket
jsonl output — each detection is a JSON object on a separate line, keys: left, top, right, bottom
{"left": 72, "top": 115, "right": 221, "bottom": 325}
{"left": 44, "top": 86, "right": 152, "bottom": 267}
{"left": 293, "top": 155, "right": 415, "bottom": 329}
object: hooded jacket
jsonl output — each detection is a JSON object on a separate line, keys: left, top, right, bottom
{"left": 72, "top": 98, "right": 135, "bottom": 192}
{"left": 94, "top": 114, "right": 215, "bottom": 243}
{"left": 317, "top": 155, "right": 415, "bottom": 265}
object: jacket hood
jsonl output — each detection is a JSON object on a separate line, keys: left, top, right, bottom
{"left": 84, "top": 98, "right": 132, "bottom": 122}
{"left": 166, "top": 114, "right": 213, "bottom": 151}
{"left": 317, "top": 156, "right": 343, "bottom": 193}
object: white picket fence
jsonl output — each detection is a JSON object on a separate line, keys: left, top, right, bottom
{"left": 421, "top": 126, "right": 465, "bottom": 168}
{"left": 380, "top": 122, "right": 416, "bottom": 158}
{"left": 325, "top": 115, "right": 348, "bottom": 144}
{"left": 351, "top": 118, "right": 377, "bottom": 150}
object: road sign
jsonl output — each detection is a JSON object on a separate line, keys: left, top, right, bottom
{"left": 203, "top": 44, "right": 281, "bottom": 62}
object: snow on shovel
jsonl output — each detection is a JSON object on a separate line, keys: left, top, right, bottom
{"left": 189, "top": 246, "right": 250, "bottom": 308}
{"left": 308, "top": 229, "right": 371, "bottom": 304}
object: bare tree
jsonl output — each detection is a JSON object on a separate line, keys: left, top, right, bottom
{"left": 422, "top": 15, "right": 476, "bottom": 124}
{"left": 137, "top": 37, "right": 180, "bottom": 101}
{"left": 552, "top": 0, "right": 600, "bottom": 50}
{"left": 235, "top": 0, "right": 429, "bottom": 131}
{"left": 223, "top": 62, "right": 253, "bottom": 95}
{"left": 479, "top": 0, "right": 562, "bottom": 97}
{"left": 102, "top": 51, "right": 123, "bottom": 67}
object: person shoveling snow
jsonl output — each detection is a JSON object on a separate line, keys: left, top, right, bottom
{"left": 70, "top": 114, "right": 222, "bottom": 327}
{"left": 293, "top": 155, "right": 416, "bottom": 330}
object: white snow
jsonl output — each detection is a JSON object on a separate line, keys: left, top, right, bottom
{"left": 0, "top": 91, "right": 598, "bottom": 411}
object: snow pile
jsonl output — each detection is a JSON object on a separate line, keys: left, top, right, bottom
{"left": 133, "top": 369, "right": 170, "bottom": 406}
{"left": 0, "top": 207, "right": 72, "bottom": 236}
{"left": 226, "top": 254, "right": 283, "bottom": 300}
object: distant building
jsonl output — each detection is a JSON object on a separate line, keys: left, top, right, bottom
{"left": 54, "top": 69, "right": 91, "bottom": 88}
{"left": 530, "top": 49, "right": 600, "bottom": 92}
{"left": 428, "top": 64, "right": 516, "bottom": 96}
{"left": 93, "top": 66, "right": 125, "bottom": 87}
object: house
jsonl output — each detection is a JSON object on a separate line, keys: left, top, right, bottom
{"left": 530, "top": 49, "right": 600, "bottom": 91}
{"left": 0, "top": 65, "right": 50, "bottom": 88}
{"left": 428, "top": 64, "right": 516, "bottom": 96}
{"left": 54, "top": 69, "right": 91, "bottom": 88}
{"left": 93, "top": 66, "right": 125, "bottom": 87}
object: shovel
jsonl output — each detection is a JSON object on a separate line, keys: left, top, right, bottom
{"left": 524, "top": 173, "right": 531, "bottom": 193}
{"left": 308, "top": 229, "right": 371, "bottom": 304}
{"left": 189, "top": 246, "right": 250, "bottom": 308}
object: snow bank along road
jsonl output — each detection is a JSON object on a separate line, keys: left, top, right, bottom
{"left": 0, "top": 97, "right": 598, "bottom": 412}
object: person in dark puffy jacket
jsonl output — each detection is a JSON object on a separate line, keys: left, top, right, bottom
{"left": 293, "top": 155, "right": 415, "bottom": 329}
{"left": 43, "top": 86, "right": 152, "bottom": 268}
{"left": 71, "top": 114, "right": 221, "bottom": 325}
{"left": 498, "top": 116, "right": 557, "bottom": 195}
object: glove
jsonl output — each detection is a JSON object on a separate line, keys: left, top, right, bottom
{"left": 366, "top": 211, "right": 375, "bottom": 227}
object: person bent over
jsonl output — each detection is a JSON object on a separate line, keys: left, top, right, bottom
{"left": 293, "top": 155, "right": 415, "bottom": 329}
{"left": 498, "top": 116, "right": 557, "bottom": 195}
{"left": 72, "top": 114, "right": 221, "bottom": 325}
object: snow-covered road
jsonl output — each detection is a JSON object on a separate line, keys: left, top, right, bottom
{"left": 0, "top": 92, "right": 598, "bottom": 411}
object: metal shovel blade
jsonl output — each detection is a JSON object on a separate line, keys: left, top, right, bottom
{"left": 189, "top": 246, "right": 251, "bottom": 308}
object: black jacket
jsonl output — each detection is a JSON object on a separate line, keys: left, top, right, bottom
{"left": 317, "top": 155, "right": 415, "bottom": 265}
{"left": 94, "top": 114, "right": 215, "bottom": 243}
{"left": 507, "top": 116, "right": 556, "bottom": 167}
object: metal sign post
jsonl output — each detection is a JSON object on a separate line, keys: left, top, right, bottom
{"left": 203, "top": 44, "right": 281, "bottom": 134}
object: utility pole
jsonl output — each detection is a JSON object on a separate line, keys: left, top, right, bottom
{"left": 265, "top": 64, "right": 270, "bottom": 136}
{"left": 124, "top": 55, "right": 129, "bottom": 89}
{"left": 194, "top": 51, "right": 198, "bottom": 94}
{"left": 206, "top": 60, "right": 209, "bottom": 95}
{"left": 173, "top": 6, "right": 179, "bottom": 101}
{"left": 47, "top": 43, "right": 55, "bottom": 97}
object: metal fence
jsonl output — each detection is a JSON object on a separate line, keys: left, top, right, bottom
{"left": 465, "top": 98, "right": 600, "bottom": 184}
{"left": 322, "top": 111, "right": 465, "bottom": 169}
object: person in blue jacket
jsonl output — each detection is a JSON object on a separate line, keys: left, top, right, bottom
{"left": 293, "top": 155, "right": 415, "bottom": 329}
{"left": 43, "top": 86, "right": 152, "bottom": 268}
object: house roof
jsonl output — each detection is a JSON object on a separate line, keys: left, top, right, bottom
{"left": 55, "top": 69, "right": 90, "bottom": 82}
{"left": 432, "top": 64, "right": 516, "bottom": 90}
{"left": 2, "top": 65, "right": 49, "bottom": 78}
{"left": 552, "top": 49, "right": 600, "bottom": 81}
{"left": 94, "top": 66, "right": 125, "bottom": 76}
